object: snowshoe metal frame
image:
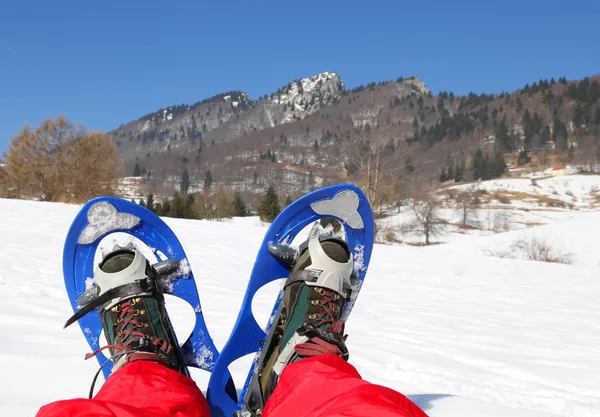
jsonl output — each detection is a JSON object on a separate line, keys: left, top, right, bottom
{"left": 62, "top": 197, "right": 223, "bottom": 380}
{"left": 207, "top": 184, "right": 374, "bottom": 417}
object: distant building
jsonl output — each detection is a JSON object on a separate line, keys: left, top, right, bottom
{"left": 551, "top": 165, "right": 566, "bottom": 176}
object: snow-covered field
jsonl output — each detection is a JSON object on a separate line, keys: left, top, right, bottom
{"left": 1, "top": 183, "right": 599, "bottom": 416}
{"left": 451, "top": 174, "right": 600, "bottom": 210}
{"left": 380, "top": 174, "right": 600, "bottom": 246}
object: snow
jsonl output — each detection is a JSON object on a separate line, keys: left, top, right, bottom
{"left": 0, "top": 194, "right": 599, "bottom": 416}
{"left": 451, "top": 175, "right": 600, "bottom": 209}
{"left": 79, "top": 201, "right": 140, "bottom": 244}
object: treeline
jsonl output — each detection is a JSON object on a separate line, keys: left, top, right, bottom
{"left": 0, "top": 116, "right": 122, "bottom": 202}
{"left": 134, "top": 184, "right": 286, "bottom": 223}
{"left": 568, "top": 77, "right": 600, "bottom": 130}
{"left": 138, "top": 90, "right": 253, "bottom": 122}
{"left": 137, "top": 189, "right": 249, "bottom": 221}
{"left": 405, "top": 75, "right": 600, "bottom": 157}
{"left": 440, "top": 150, "right": 506, "bottom": 183}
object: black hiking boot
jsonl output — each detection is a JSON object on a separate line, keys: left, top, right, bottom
{"left": 68, "top": 249, "right": 189, "bottom": 378}
{"left": 253, "top": 229, "right": 355, "bottom": 410}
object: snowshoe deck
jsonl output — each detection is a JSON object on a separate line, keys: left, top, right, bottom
{"left": 206, "top": 184, "right": 374, "bottom": 417}
{"left": 62, "top": 197, "right": 225, "bottom": 381}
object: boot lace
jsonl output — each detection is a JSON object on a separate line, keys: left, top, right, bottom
{"left": 294, "top": 287, "right": 349, "bottom": 359}
{"left": 84, "top": 299, "right": 174, "bottom": 398}
{"left": 85, "top": 300, "right": 173, "bottom": 361}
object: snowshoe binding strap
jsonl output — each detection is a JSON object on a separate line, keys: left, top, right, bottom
{"left": 64, "top": 279, "right": 157, "bottom": 328}
{"left": 65, "top": 251, "right": 182, "bottom": 328}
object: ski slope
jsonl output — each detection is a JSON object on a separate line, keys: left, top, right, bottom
{"left": 0, "top": 197, "right": 599, "bottom": 417}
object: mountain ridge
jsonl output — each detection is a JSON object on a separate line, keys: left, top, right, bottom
{"left": 110, "top": 72, "right": 600, "bottom": 207}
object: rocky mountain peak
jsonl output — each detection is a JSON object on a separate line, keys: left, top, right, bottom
{"left": 267, "top": 72, "right": 344, "bottom": 122}
{"left": 403, "top": 76, "right": 430, "bottom": 95}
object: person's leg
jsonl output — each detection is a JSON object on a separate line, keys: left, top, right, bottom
{"left": 37, "top": 249, "right": 210, "bottom": 417}
{"left": 37, "top": 361, "right": 209, "bottom": 417}
{"left": 264, "top": 355, "right": 427, "bottom": 417}
{"left": 254, "top": 227, "right": 429, "bottom": 417}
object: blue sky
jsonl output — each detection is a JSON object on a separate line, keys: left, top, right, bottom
{"left": 1, "top": 0, "right": 598, "bottom": 152}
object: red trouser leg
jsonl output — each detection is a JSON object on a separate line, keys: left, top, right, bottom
{"left": 36, "top": 361, "right": 209, "bottom": 417}
{"left": 263, "top": 355, "right": 429, "bottom": 417}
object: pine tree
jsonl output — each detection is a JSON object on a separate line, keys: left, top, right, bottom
{"left": 573, "top": 104, "right": 586, "bottom": 128}
{"left": 145, "top": 193, "right": 155, "bottom": 212}
{"left": 494, "top": 152, "right": 506, "bottom": 178}
{"left": 567, "top": 83, "right": 578, "bottom": 99}
{"left": 258, "top": 185, "right": 281, "bottom": 222}
{"left": 447, "top": 164, "right": 454, "bottom": 182}
{"left": 473, "top": 149, "right": 484, "bottom": 180}
{"left": 412, "top": 117, "right": 419, "bottom": 130}
{"left": 405, "top": 157, "right": 415, "bottom": 174}
{"left": 568, "top": 143, "right": 575, "bottom": 159}
{"left": 180, "top": 168, "right": 190, "bottom": 195}
{"left": 204, "top": 169, "right": 213, "bottom": 191}
{"left": 516, "top": 97, "right": 523, "bottom": 112}
{"left": 184, "top": 194, "right": 196, "bottom": 218}
{"left": 133, "top": 163, "right": 141, "bottom": 177}
{"left": 455, "top": 161, "right": 465, "bottom": 182}
{"left": 233, "top": 192, "right": 248, "bottom": 217}
{"left": 161, "top": 199, "right": 172, "bottom": 216}
{"left": 552, "top": 114, "right": 569, "bottom": 152}
{"left": 518, "top": 150, "right": 531, "bottom": 166}
{"left": 169, "top": 192, "right": 185, "bottom": 218}
{"left": 308, "top": 171, "right": 315, "bottom": 191}
{"left": 540, "top": 125, "right": 550, "bottom": 145}
{"left": 384, "top": 137, "right": 395, "bottom": 156}
{"left": 495, "top": 118, "right": 512, "bottom": 152}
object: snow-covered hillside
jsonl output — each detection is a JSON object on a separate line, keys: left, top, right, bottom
{"left": 380, "top": 174, "right": 600, "bottom": 247}
{"left": 451, "top": 174, "right": 600, "bottom": 210}
{"left": 0, "top": 194, "right": 599, "bottom": 417}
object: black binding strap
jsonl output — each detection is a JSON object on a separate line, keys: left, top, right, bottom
{"left": 64, "top": 279, "right": 155, "bottom": 329}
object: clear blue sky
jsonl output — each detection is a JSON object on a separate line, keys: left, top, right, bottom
{"left": 1, "top": 0, "right": 598, "bottom": 152}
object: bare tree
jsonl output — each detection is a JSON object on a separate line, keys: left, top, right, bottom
{"left": 194, "top": 192, "right": 213, "bottom": 220}
{"left": 213, "top": 187, "right": 235, "bottom": 221}
{"left": 455, "top": 188, "right": 478, "bottom": 227}
{"left": 576, "top": 135, "right": 600, "bottom": 172}
{"left": 406, "top": 181, "right": 445, "bottom": 245}
{"left": 537, "top": 146, "right": 548, "bottom": 169}
{"left": 339, "top": 91, "right": 404, "bottom": 205}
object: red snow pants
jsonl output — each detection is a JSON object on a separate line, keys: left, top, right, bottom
{"left": 37, "top": 355, "right": 429, "bottom": 417}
